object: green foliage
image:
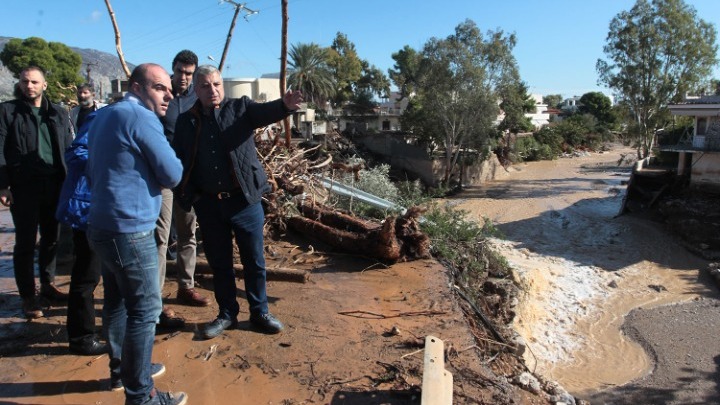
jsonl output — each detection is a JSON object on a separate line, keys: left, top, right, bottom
{"left": 288, "top": 42, "right": 335, "bottom": 106}
{"left": 556, "top": 118, "right": 591, "bottom": 148}
{"left": 325, "top": 32, "right": 392, "bottom": 109}
{"left": 534, "top": 126, "right": 564, "bottom": 156}
{"left": 513, "top": 136, "right": 555, "bottom": 161}
{"left": 357, "top": 60, "right": 391, "bottom": 100}
{"left": 498, "top": 81, "right": 536, "bottom": 134}
{"left": 327, "top": 33, "right": 363, "bottom": 105}
{"left": 331, "top": 163, "right": 401, "bottom": 219}
{"left": 421, "top": 203, "right": 510, "bottom": 282}
{"left": 543, "top": 94, "right": 563, "bottom": 109}
{"left": 389, "top": 45, "right": 421, "bottom": 98}
{"left": 597, "top": 0, "right": 718, "bottom": 158}
{"left": 394, "top": 19, "right": 521, "bottom": 188}
{"left": 579, "top": 91, "right": 614, "bottom": 127}
{"left": 0, "top": 37, "right": 83, "bottom": 103}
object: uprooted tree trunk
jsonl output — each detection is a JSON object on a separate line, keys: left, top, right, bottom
{"left": 286, "top": 202, "right": 431, "bottom": 263}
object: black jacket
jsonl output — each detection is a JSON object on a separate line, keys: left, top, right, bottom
{"left": 0, "top": 96, "right": 73, "bottom": 189}
{"left": 172, "top": 96, "right": 291, "bottom": 211}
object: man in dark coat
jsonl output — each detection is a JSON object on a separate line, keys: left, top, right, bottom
{"left": 0, "top": 66, "right": 73, "bottom": 319}
{"left": 173, "top": 64, "right": 302, "bottom": 339}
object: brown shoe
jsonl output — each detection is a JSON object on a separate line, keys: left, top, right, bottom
{"left": 22, "top": 297, "right": 43, "bottom": 319}
{"left": 40, "top": 283, "right": 69, "bottom": 301}
{"left": 158, "top": 306, "right": 185, "bottom": 330}
{"left": 177, "top": 288, "right": 211, "bottom": 307}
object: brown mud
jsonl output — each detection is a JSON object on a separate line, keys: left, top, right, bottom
{"left": 0, "top": 211, "right": 546, "bottom": 404}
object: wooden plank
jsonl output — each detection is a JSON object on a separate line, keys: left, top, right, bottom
{"left": 421, "top": 335, "right": 453, "bottom": 405}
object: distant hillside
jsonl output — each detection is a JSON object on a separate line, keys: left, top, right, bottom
{"left": 0, "top": 36, "right": 134, "bottom": 102}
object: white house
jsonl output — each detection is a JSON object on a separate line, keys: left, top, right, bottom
{"left": 665, "top": 95, "right": 720, "bottom": 190}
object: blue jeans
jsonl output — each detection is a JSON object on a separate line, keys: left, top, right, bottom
{"left": 194, "top": 197, "right": 268, "bottom": 320}
{"left": 87, "top": 227, "right": 161, "bottom": 405}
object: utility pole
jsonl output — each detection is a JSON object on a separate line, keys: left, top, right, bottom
{"left": 280, "top": 0, "right": 291, "bottom": 147}
{"left": 84, "top": 61, "right": 98, "bottom": 84}
{"left": 218, "top": 1, "right": 258, "bottom": 73}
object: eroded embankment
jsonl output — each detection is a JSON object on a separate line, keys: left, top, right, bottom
{"left": 451, "top": 148, "right": 714, "bottom": 395}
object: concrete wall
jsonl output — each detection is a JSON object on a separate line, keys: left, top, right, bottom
{"left": 355, "top": 133, "right": 502, "bottom": 187}
{"left": 223, "top": 77, "right": 281, "bottom": 101}
{"left": 691, "top": 152, "right": 720, "bottom": 190}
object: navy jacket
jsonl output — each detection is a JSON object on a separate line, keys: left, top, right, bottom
{"left": 0, "top": 96, "right": 73, "bottom": 189}
{"left": 172, "top": 97, "right": 291, "bottom": 211}
{"left": 56, "top": 112, "right": 96, "bottom": 230}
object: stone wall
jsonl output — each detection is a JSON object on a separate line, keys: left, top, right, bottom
{"left": 354, "top": 133, "right": 503, "bottom": 187}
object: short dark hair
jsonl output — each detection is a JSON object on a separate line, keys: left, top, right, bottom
{"left": 129, "top": 64, "right": 150, "bottom": 88}
{"left": 20, "top": 65, "right": 46, "bottom": 78}
{"left": 77, "top": 83, "right": 95, "bottom": 93}
{"left": 172, "top": 50, "right": 198, "bottom": 69}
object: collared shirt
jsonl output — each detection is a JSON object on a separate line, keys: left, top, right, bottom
{"left": 31, "top": 106, "right": 58, "bottom": 176}
{"left": 191, "top": 110, "right": 236, "bottom": 195}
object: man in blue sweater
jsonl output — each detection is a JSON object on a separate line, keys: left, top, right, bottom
{"left": 87, "top": 63, "right": 187, "bottom": 405}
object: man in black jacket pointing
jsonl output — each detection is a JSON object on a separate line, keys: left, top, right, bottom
{"left": 173, "top": 64, "right": 302, "bottom": 339}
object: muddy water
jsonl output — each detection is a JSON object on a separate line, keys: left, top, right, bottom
{"left": 449, "top": 148, "right": 713, "bottom": 395}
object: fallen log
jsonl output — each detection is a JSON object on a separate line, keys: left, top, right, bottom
{"left": 287, "top": 203, "right": 430, "bottom": 263}
{"left": 195, "top": 259, "right": 310, "bottom": 283}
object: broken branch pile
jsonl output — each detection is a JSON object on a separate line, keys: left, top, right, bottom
{"left": 256, "top": 132, "right": 430, "bottom": 263}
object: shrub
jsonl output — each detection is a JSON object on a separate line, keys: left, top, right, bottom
{"left": 421, "top": 202, "right": 510, "bottom": 285}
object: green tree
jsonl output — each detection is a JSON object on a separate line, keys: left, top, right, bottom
{"left": 0, "top": 37, "right": 83, "bottom": 103}
{"left": 357, "top": 60, "right": 391, "bottom": 100}
{"left": 287, "top": 42, "right": 335, "bottom": 107}
{"left": 498, "top": 81, "right": 535, "bottom": 134}
{"left": 579, "top": 91, "right": 614, "bottom": 126}
{"left": 327, "top": 32, "right": 363, "bottom": 105}
{"left": 543, "top": 94, "right": 563, "bottom": 109}
{"left": 399, "top": 20, "right": 521, "bottom": 187}
{"left": 389, "top": 45, "right": 422, "bottom": 98}
{"left": 597, "top": 0, "right": 718, "bottom": 158}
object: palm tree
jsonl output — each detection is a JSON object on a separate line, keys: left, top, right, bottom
{"left": 288, "top": 43, "right": 335, "bottom": 107}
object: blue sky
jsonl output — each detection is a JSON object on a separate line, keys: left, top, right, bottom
{"left": 2, "top": 0, "right": 720, "bottom": 99}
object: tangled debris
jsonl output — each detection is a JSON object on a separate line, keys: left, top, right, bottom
{"left": 256, "top": 132, "right": 430, "bottom": 263}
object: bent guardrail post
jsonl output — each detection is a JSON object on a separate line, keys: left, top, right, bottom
{"left": 421, "top": 335, "right": 453, "bottom": 405}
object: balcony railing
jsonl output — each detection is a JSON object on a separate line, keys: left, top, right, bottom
{"left": 693, "top": 135, "right": 720, "bottom": 151}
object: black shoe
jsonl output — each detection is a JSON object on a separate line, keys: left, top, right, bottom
{"left": 142, "top": 388, "right": 188, "bottom": 405}
{"left": 22, "top": 296, "right": 43, "bottom": 319}
{"left": 201, "top": 317, "right": 237, "bottom": 340}
{"left": 249, "top": 313, "right": 284, "bottom": 334}
{"left": 69, "top": 337, "right": 108, "bottom": 356}
{"left": 111, "top": 362, "right": 166, "bottom": 391}
{"left": 40, "top": 283, "right": 69, "bottom": 302}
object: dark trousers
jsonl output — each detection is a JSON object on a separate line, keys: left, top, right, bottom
{"left": 66, "top": 229, "right": 101, "bottom": 343}
{"left": 9, "top": 176, "right": 61, "bottom": 298}
{"left": 194, "top": 197, "right": 269, "bottom": 320}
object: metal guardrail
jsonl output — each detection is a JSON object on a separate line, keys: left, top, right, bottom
{"left": 317, "top": 176, "right": 407, "bottom": 215}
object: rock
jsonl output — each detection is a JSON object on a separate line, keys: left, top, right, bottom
{"left": 514, "top": 372, "right": 542, "bottom": 395}
{"left": 510, "top": 332, "right": 527, "bottom": 356}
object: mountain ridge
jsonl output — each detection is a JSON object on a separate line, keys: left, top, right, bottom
{"left": 0, "top": 36, "right": 135, "bottom": 102}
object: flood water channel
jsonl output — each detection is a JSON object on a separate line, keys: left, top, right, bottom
{"left": 449, "top": 147, "right": 714, "bottom": 396}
